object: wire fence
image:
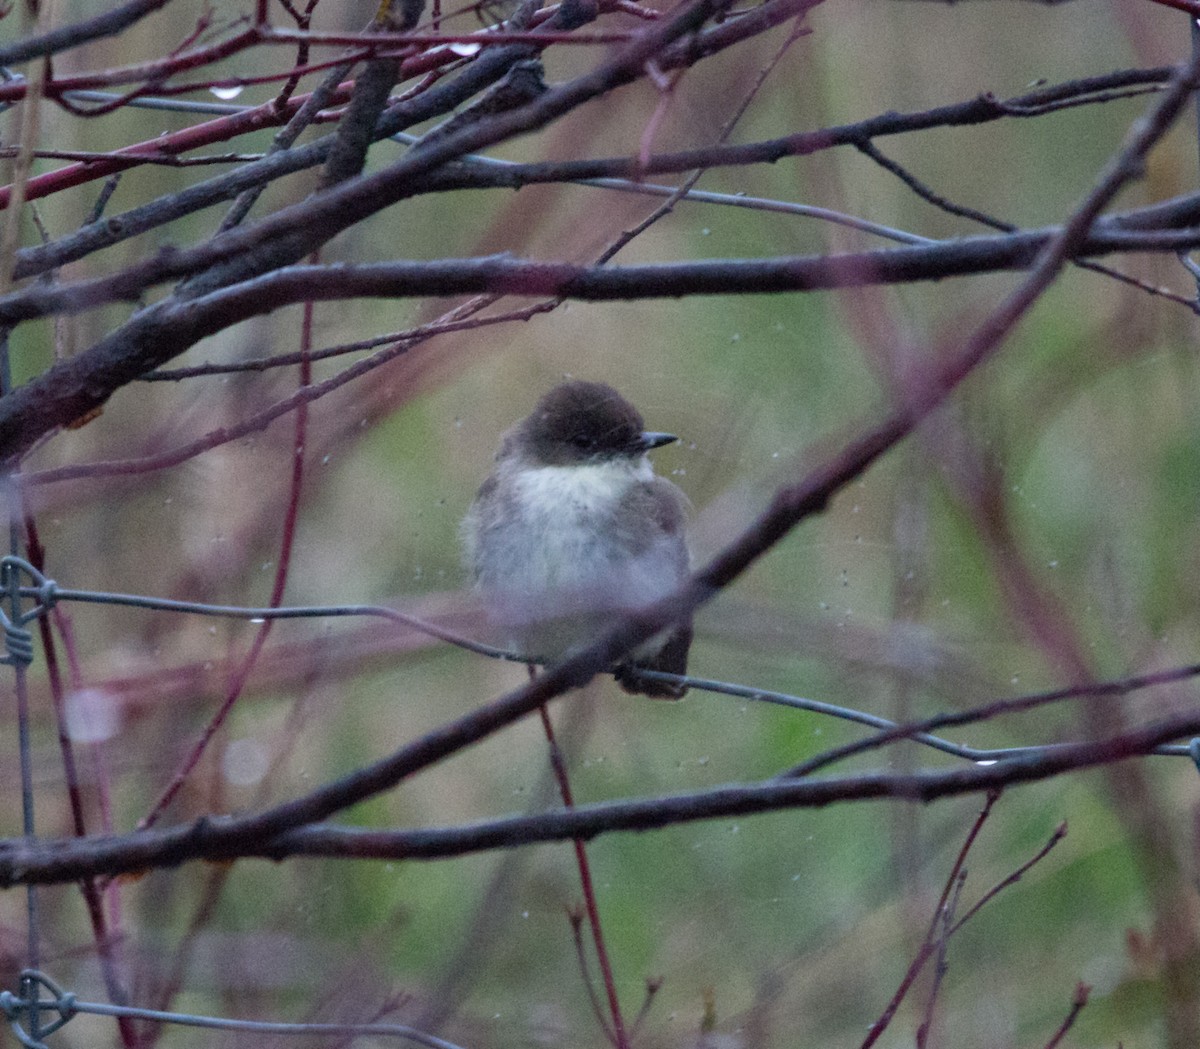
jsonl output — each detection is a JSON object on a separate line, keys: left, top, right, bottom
{"left": 3, "top": 544, "right": 1200, "bottom": 1043}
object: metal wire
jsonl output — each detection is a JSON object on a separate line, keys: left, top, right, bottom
{"left": 2, "top": 562, "right": 1197, "bottom": 1045}
{"left": 0, "top": 352, "right": 42, "bottom": 1049}
{"left": 635, "top": 669, "right": 1200, "bottom": 763}
{"left": 46, "top": 87, "right": 932, "bottom": 245}
{"left": 1, "top": 555, "right": 1194, "bottom": 769}
{"left": 1, "top": 968, "right": 467, "bottom": 1049}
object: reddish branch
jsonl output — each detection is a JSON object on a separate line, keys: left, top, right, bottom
{"left": 0, "top": 0, "right": 805, "bottom": 213}
{"left": 538, "top": 706, "right": 630, "bottom": 1049}
{"left": 0, "top": 85, "right": 353, "bottom": 210}
{"left": 0, "top": 26, "right": 263, "bottom": 102}
{"left": 135, "top": 289, "right": 315, "bottom": 832}
{"left": 20, "top": 527, "right": 137, "bottom": 1047}
{"left": 1042, "top": 984, "right": 1091, "bottom": 1049}
{"left": 861, "top": 795, "right": 998, "bottom": 1048}
{"left": 0, "top": 17, "right": 558, "bottom": 208}
{"left": 863, "top": 804, "right": 1068, "bottom": 1049}
{"left": 949, "top": 823, "right": 1068, "bottom": 936}
{"left": 0, "top": 23, "right": 611, "bottom": 106}
{"left": 0, "top": 0, "right": 771, "bottom": 460}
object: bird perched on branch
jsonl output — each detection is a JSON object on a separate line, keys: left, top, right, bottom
{"left": 462, "top": 380, "right": 692, "bottom": 698}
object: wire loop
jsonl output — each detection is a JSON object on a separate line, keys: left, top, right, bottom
{"left": 0, "top": 557, "right": 58, "bottom": 622}
{"left": 0, "top": 558, "right": 58, "bottom": 668}
{"left": 2, "top": 967, "right": 465, "bottom": 1048}
{"left": 1, "top": 970, "right": 77, "bottom": 1049}
{"left": 0, "top": 620, "right": 34, "bottom": 667}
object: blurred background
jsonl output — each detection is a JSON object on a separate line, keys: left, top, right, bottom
{"left": 2, "top": 0, "right": 1199, "bottom": 1045}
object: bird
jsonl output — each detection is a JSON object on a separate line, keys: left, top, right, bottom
{"left": 462, "top": 380, "right": 692, "bottom": 698}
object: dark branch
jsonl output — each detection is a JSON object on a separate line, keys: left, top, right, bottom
{"left": 0, "top": 712, "right": 1193, "bottom": 886}
{"left": 4, "top": 219, "right": 1200, "bottom": 471}
{"left": 7, "top": 64, "right": 1174, "bottom": 284}
{"left": 0, "top": 0, "right": 173, "bottom": 66}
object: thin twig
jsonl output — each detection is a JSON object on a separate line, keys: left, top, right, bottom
{"left": 137, "top": 254, "right": 315, "bottom": 830}
{"left": 949, "top": 822, "right": 1068, "bottom": 936}
{"left": 1041, "top": 983, "right": 1091, "bottom": 1049}
{"left": 538, "top": 703, "right": 629, "bottom": 1049}
{"left": 914, "top": 870, "right": 965, "bottom": 1049}
{"left": 861, "top": 791, "right": 998, "bottom": 1049}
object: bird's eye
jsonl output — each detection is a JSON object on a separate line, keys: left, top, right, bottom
{"left": 571, "top": 434, "right": 595, "bottom": 451}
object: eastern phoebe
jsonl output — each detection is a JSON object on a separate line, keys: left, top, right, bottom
{"left": 462, "top": 380, "right": 692, "bottom": 698}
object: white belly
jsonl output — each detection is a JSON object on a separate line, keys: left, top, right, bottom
{"left": 469, "top": 461, "right": 686, "bottom": 658}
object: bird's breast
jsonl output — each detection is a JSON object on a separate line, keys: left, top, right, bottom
{"left": 467, "top": 460, "right": 687, "bottom": 659}
{"left": 479, "top": 460, "right": 679, "bottom": 597}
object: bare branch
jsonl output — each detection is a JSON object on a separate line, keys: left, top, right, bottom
{"left": 0, "top": 0, "right": 173, "bottom": 66}
{"left": 7, "top": 63, "right": 1174, "bottom": 282}
{"left": 0, "top": 710, "right": 1194, "bottom": 886}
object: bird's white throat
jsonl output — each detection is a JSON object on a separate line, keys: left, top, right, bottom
{"left": 510, "top": 456, "right": 654, "bottom": 515}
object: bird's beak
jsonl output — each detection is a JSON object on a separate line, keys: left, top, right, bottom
{"left": 641, "top": 431, "right": 677, "bottom": 451}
